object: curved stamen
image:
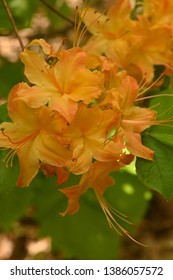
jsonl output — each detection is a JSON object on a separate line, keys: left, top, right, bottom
{"left": 136, "top": 93, "right": 173, "bottom": 102}
{"left": 96, "top": 193, "right": 148, "bottom": 246}
{"left": 73, "top": 1, "right": 108, "bottom": 47}
{"left": 122, "top": 118, "right": 173, "bottom": 128}
{"left": 3, "top": 149, "right": 16, "bottom": 167}
{"left": 138, "top": 73, "right": 164, "bottom": 97}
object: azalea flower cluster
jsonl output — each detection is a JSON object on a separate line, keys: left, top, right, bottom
{"left": 0, "top": 0, "right": 172, "bottom": 238}
{"left": 83, "top": 0, "right": 173, "bottom": 83}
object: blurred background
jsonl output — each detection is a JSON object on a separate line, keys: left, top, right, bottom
{"left": 0, "top": 0, "right": 173, "bottom": 260}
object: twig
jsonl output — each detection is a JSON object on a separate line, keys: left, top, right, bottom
{"left": 39, "top": 0, "right": 74, "bottom": 26}
{"left": 2, "top": 0, "right": 25, "bottom": 51}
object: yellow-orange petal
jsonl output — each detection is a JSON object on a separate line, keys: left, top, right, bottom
{"left": 16, "top": 141, "right": 40, "bottom": 187}
{"left": 54, "top": 47, "right": 104, "bottom": 103}
{"left": 21, "top": 50, "right": 57, "bottom": 90}
{"left": 125, "top": 131, "right": 154, "bottom": 160}
{"left": 60, "top": 183, "right": 87, "bottom": 216}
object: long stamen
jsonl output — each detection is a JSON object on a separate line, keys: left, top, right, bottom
{"left": 97, "top": 195, "right": 122, "bottom": 235}
{"left": 95, "top": 192, "right": 148, "bottom": 246}
{"left": 73, "top": 6, "right": 79, "bottom": 47}
{"left": 4, "top": 149, "right": 16, "bottom": 167}
{"left": 1, "top": 128, "right": 39, "bottom": 167}
{"left": 75, "top": 1, "right": 90, "bottom": 47}
{"left": 152, "top": 120, "right": 173, "bottom": 128}
{"left": 77, "top": 9, "right": 107, "bottom": 47}
{"left": 136, "top": 93, "right": 173, "bottom": 102}
{"left": 73, "top": 0, "right": 108, "bottom": 47}
{"left": 73, "top": 5, "right": 84, "bottom": 47}
{"left": 135, "top": 93, "right": 173, "bottom": 127}
{"left": 106, "top": 200, "right": 130, "bottom": 219}
{"left": 138, "top": 73, "right": 164, "bottom": 97}
{"left": 149, "top": 102, "right": 161, "bottom": 110}
{"left": 158, "top": 104, "right": 173, "bottom": 119}
{"left": 73, "top": 1, "right": 91, "bottom": 47}
{"left": 138, "top": 73, "right": 148, "bottom": 90}
{"left": 122, "top": 118, "right": 173, "bottom": 127}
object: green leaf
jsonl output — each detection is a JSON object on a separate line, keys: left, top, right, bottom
{"left": 136, "top": 91, "right": 173, "bottom": 199}
{"left": 136, "top": 133, "right": 173, "bottom": 199}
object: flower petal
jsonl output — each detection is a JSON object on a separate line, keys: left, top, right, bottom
{"left": 21, "top": 50, "right": 57, "bottom": 89}
{"left": 125, "top": 131, "right": 154, "bottom": 160}
{"left": 54, "top": 48, "right": 103, "bottom": 103}
{"left": 60, "top": 172, "right": 88, "bottom": 216}
{"left": 16, "top": 141, "right": 40, "bottom": 187}
{"left": 122, "top": 107, "right": 157, "bottom": 133}
{"left": 36, "top": 133, "right": 70, "bottom": 167}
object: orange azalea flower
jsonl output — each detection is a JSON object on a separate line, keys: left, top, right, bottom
{"left": 60, "top": 155, "right": 135, "bottom": 238}
{"left": 18, "top": 39, "right": 104, "bottom": 122}
{"left": 98, "top": 71, "right": 157, "bottom": 160}
{"left": 82, "top": 0, "right": 133, "bottom": 66}
{"left": 127, "top": 16, "right": 173, "bottom": 81}
{"left": 61, "top": 103, "right": 123, "bottom": 174}
{"left": 82, "top": 0, "right": 173, "bottom": 82}
{"left": 0, "top": 83, "right": 70, "bottom": 187}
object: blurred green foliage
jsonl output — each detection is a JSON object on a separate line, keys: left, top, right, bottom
{"left": 0, "top": 0, "right": 38, "bottom": 31}
{"left": 0, "top": 164, "right": 150, "bottom": 259}
{"left": 0, "top": 59, "right": 23, "bottom": 97}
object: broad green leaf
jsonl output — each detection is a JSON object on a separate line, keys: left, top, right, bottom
{"left": 146, "top": 126, "right": 173, "bottom": 148}
{"left": 136, "top": 92, "right": 173, "bottom": 199}
{"left": 136, "top": 134, "right": 173, "bottom": 199}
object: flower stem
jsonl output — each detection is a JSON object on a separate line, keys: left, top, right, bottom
{"left": 39, "top": 0, "right": 74, "bottom": 26}
{"left": 2, "top": 0, "right": 25, "bottom": 51}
